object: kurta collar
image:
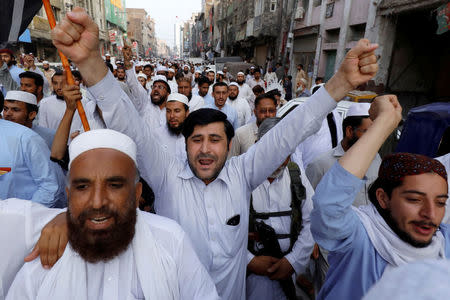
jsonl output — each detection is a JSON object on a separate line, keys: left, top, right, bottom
{"left": 333, "top": 142, "right": 346, "bottom": 158}
{"left": 177, "top": 159, "right": 230, "bottom": 186}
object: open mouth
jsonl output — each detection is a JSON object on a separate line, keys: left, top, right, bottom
{"left": 412, "top": 223, "right": 435, "bottom": 236}
{"left": 86, "top": 215, "right": 113, "bottom": 230}
{"left": 199, "top": 159, "right": 214, "bottom": 166}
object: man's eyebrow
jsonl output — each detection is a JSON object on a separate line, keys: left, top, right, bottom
{"left": 401, "top": 190, "right": 448, "bottom": 198}
{"left": 106, "top": 176, "right": 127, "bottom": 182}
{"left": 71, "top": 178, "right": 90, "bottom": 185}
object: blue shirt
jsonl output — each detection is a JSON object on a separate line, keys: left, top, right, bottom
{"left": 32, "top": 124, "right": 56, "bottom": 150}
{"left": 8, "top": 65, "right": 24, "bottom": 86}
{"left": 203, "top": 101, "right": 239, "bottom": 129}
{"left": 0, "top": 120, "right": 65, "bottom": 207}
{"left": 311, "top": 162, "right": 450, "bottom": 300}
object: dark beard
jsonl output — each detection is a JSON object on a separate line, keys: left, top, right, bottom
{"left": 55, "top": 94, "right": 64, "bottom": 100}
{"left": 379, "top": 207, "right": 435, "bottom": 248}
{"left": 183, "top": 70, "right": 188, "bottom": 74}
{"left": 229, "top": 95, "right": 238, "bottom": 100}
{"left": 167, "top": 121, "right": 184, "bottom": 135}
{"left": 151, "top": 95, "right": 166, "bottom": 106}
{"left": 347, "top": 134, "right": 359, "bottom": 148}
{"left": 237, "top": 80, "right": 244, "bottom": 85}
{"left": 67, "top": 203, "right": 137, "bottom": 263}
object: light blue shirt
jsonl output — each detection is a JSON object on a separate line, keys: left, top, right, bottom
{"left": 8, "top": 65, "right": 24, "bottom": 86}
{"left": 204, "top": 101, "right": 239, "bottom": 129}
{"left": 32, "top": 124, "right": 56, "bottom": 150}
{"left": 311, "top": 162, "right": 450, "bottom": 300}
{"left": 0, "top": 120, "right": 66, "bottom": 207}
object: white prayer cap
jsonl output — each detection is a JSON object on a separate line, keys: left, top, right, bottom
{"left": 156, "top": 65, "right": 168, "bottom": 72}
{"left": 250, "top": 66, "right": 255, "bottom": 69}
{"left": 346, "top": 103, "right": 371, "bottom": 117}
{"left": 113, "top": 64, "right": 118, "bottom": 70}
{"left": 237, "top": 72, "right": 245, "bottom": 76}
{"left": 167, "top": 93, "right": 189, "bottom": 106}
{"left": 68, "top": 129, "right": 137, "bottom": 170}
{"left": 194, "top": 69, "right": 201, "bottom": 74}
{"left": 183, "top": 64, "right": 189, "bottom": 69}
{"left": 152, "top": 74, "right": 168, "bottom": 83}
{"left": 137, "top": 72, "right": 147, "bottom": 79}
{"left": 5, "top": 91, "right": 37, "bottom": 106}
{"left": 206, "top": 69, "right": 215, "bottom": 73}
{"left": 105, "top": 53, "right": 111, "bottom": 56}
{"left": 43, "top": 60, "right": 49, "bottom": 64}
{"left": 168, "top": 68, "right": 175, "bottom": 73}
{"left": 229, "top": 82, "right": 239, "bottom": 88}
{"left": 217, "top": 71, "right": 224, "bottom": 75}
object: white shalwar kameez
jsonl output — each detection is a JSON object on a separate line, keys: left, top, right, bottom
{"left": 6, "top": 208, "right": 219, "bottom": 300}
{"left": 88, "top": 71, "right": 338, "bottom": 299}
{"left": 246, "top": 167, "right": 315, "bottom": 300}
{"left": 227, "top": 97, "right": 252, "bottom": 128}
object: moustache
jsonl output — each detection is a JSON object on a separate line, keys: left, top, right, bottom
{"left": 77, "top": 207, "right": 118, "bottom": 226}
{"left": 410, "top": 220, "right": 438, "bottom": 229}
{"left": 196, "top": 153, "right": 217, "bottom": 161}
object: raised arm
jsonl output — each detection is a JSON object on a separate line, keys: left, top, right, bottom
{"left": 51, "top": 7, "right": 173, "bottom": 193}
{"left": 123, "top": 43, "right": 149, "bottom": 112}
{"left": 50, "top": 84, "right": 80, "bottom": 165}
{"left": 310, "top": 95, "right": 402, "bottom": 252}
{"left": 239, "top": 39, "right": 380, "bottom": 191}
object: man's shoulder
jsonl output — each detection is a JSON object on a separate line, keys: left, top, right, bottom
{"left": 0, "top": 119, "right": 37, "bottom": 138}
{"left": 309, "top": 148, "right": 337, "bottom": 168}
{"left": 236, "top": 122, "right": 256, "bottom": 135}
{"left": 139, "top": 211, "right": 185, "bottom": 242}
{"left": 39, "top": 95, "right": 57, "bottom": 105}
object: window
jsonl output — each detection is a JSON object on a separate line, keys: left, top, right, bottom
{"left": 270, "top": 0, "right": 277, "bottom": 12}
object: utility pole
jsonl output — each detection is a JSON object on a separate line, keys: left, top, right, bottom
{"left": 282, "top": 0, "right": 299, "bottom": 74}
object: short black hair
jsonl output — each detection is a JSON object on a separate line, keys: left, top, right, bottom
{"left": 252, "top": 85, "right": 265, "bottom": 94}
{"left": 182, "top": 108, "right": 235, "bottom": 143}
{"left": 315, "top": 77, "right": 324, "bottom": 83}
{"left": 72, "top": 70, "right": 82, "bottom": 82}
{"left": 212, "top": 82, "right": 228, "bottom": 92}
{"left": 198, "top": 76, "right": 211, "bottom": 86}
{"left": 20, "top": 71, "right": 44, "bottom": 87}
{"left": 368, "top": 177, "right": 402, "bottom": 213}
{"left": 4, "top": 99, "right": 38, "bottom": 115}
{"left": 52, "top": 69, "right": 63, "bottom": 80}
{"left": 298, "top": 64, "right": 304, "bottom": 68}
{"left": 342, "top": 115, "right": 369, "bottom": 138}
{"left": 143, "top": 64, "right": 153, "bottom": 70}
{"left": 267, "top": 89, "right": 281, "bottom": 97}
{"left": 254, "top": 93, "right": 277, "bottom": 108}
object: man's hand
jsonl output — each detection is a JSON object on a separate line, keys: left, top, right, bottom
{"left": 369, "top": 94, "right": 402, "bottom": 128}
{"left": 267, "top": 257, "right": 294, "bottom": 280}
{"left": 51, "top": 7, "right": 107, "bottom": 86}
{"left": 248, "top": 256, "right": 279, "bottom": 276}
{"left": 23, "top": 54, "right": 35, "bottom": 70}
{"left": 122, "top": 39, "right": 133, "bottom": 70}
{"left": 63, "top": 84, "right": 82, "bottom": 112}
{"left": 325, "top": 39, "right": 379, "bottom": 101}
{"left": 24, "top": 212, "right": 68, "bottom": 268}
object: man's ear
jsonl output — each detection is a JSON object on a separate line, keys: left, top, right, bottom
{"left": 376, "top": 188, "right": 389, "bottom": 209}
{"left": 345, "top": 125, "right": 353, "bottom": 139}
{"left": 28, "top": 111, "right": 37, "bottom": 122}
{"left": 37, "top": 86, "right": 43, "bottom": 96}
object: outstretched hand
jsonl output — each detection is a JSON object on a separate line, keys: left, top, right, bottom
{"left": 325, "top": 39, "right": 379, "bottom": 101}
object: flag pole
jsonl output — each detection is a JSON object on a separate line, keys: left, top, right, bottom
{"left": 42, "top": 0, "right": 90, "bottom": 131}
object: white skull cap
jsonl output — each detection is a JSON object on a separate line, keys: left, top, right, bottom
{"left": 68, "top": 129, "right": 137, "bottom": 170}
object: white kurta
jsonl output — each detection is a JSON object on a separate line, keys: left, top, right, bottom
{"left": 167, "top": 79, "right": 178, "bottom": 93}
{"left": 0, "top": 199, "right": 63, "bottom": 300}
{"left": 125, "top": 68, "right": 166, "bottom": 129}
{"left": 229, "top": 121, "right": 259, "bottom": 158}
{"left": 227, "top": 97, "right": 252, "bottom": 128}
{"left": 153, "top": 125, "right": 187, "bottom": 161}
{"left": 237, "top": 83, "right": 254, "bottom": 111}
{"left": 89, "top": 71, "right": 337, "bottom": 300}
{"left": 188, "top": 94, "right": 205, "bottom": 112}
{"left": 37, "top": 95, "right": 67, "bottom": 130}
{"left": 6, "top": 210, "right": 219, "bottom": 300}
{"left": 248, "top": 78, "right": 265, "bottom": 90}
{"left": 306, "top": 143, "right": 381, "bottom": 207}
{"left": 247, "top": 167, "right": 315, "bottom": 300}
{"left": 294, "top": 109, "right": 343, "bottom": 168}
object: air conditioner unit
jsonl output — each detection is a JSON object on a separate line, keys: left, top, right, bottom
{"left": 295, "top": 6, "right": 305, "bottom": 19}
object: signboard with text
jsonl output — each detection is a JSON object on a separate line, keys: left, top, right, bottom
{"left": 105, "top": 0, "right": 127, "bottom": 31}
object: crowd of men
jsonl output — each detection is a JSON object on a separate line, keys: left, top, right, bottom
{"left": 0, "top": 7, "right": 449, "bottom": 300}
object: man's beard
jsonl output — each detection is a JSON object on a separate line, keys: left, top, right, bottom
{"left": 237, "top": 79, "right": 244, "bottom": 85}
{"left": 379, "top": 207, "right": 437, "bottom": 248}
{"left": 55, "top": 93, "right": 64, "bottom": 100}
{"left": 167, "top": 120, "right": 184, "bottom": 135}
{"left": 151, "top": 94, "right": 166, "bottom": 106}
{"left": 347, "top": 134, "right": 359, "bottom": 148}
{"left": 188, "top": 151, "right": 227, "bottom": 183}
{"left": 229, "top": 94, "right": 238, "bottom": 101}
{"left": 44, "top": 67, "right": 49, "bottom": 71}
{"left": 183, "top": 70, "right": 188, "bottom": 74}
{"left": 67, "top": 202, "right": 137, "bottom": 263}
{"left": 7, "top": 60, "right": 13, "bottom": 67}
